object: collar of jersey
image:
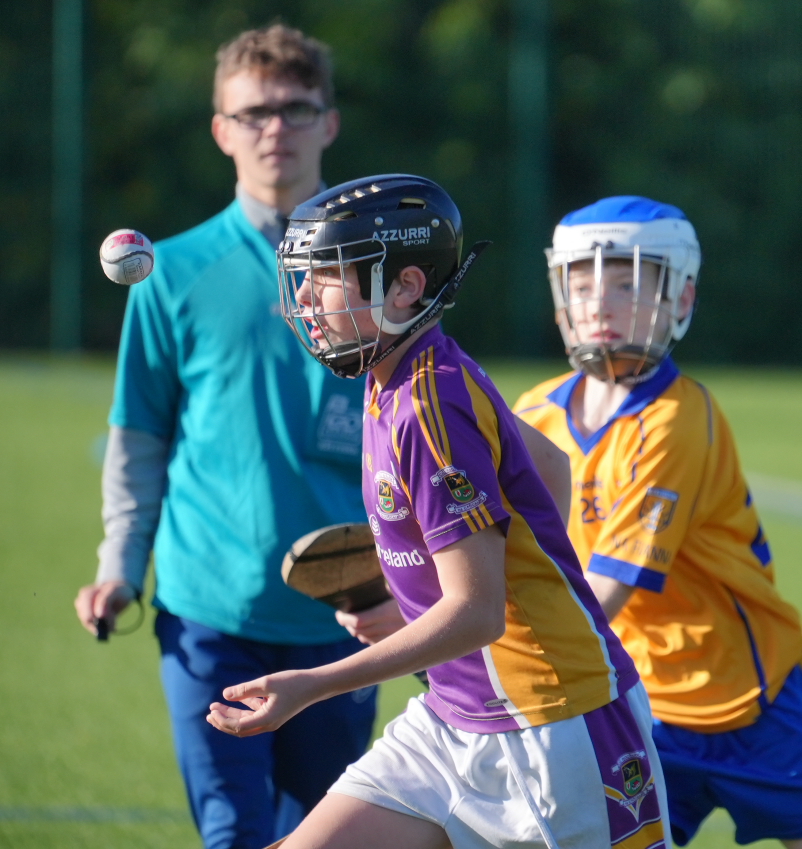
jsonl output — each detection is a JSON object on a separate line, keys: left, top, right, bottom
{"left": 547, "top": 357, "right": 680, "bottom": 455}
{"left": 367, "top": 324, "right": 445, "bottom": 409}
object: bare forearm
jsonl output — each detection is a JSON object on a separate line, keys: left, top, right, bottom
{"left": 584, "top": 571, "right": 635, "bottom": 622}
{"left": 304, "top": 594, "right": 503, "bottom": 701}
{"left": 211, "top": 526, "right": 508, "bottom": 736}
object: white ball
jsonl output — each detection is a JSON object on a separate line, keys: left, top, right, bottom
{"left": 99, "top": 229, "right": 155, "bottom": 285}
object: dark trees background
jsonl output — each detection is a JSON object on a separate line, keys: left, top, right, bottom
{"left": 1, "top": 0, "right": 801, "bottom": 362}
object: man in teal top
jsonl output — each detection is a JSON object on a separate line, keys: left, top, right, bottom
{"left": 75, "top": 25, "right": 382, "bottom": 849}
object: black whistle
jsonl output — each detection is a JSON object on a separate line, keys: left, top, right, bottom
{"left": 94, "top": 617, "right": 109, "bottom": 642}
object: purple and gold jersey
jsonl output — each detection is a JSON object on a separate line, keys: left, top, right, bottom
{"left": 514, "top": 359, "right": 802, "bottom": 733}
{"left": 362, "top": 326, "right": 638, "bottom": 733}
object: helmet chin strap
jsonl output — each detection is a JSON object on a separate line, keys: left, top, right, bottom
{"left": 365, "top": 241, "right": 493, "bottom": 371}
{"left": 369, "top": 263, "right": 421, "bottom": 335}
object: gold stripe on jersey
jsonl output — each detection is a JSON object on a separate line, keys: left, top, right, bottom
{"left": 614, "top": 817, "right": 665, "bottom": 849}
{"left": 485, "top": 498, "right": 621, "bottom": 721}
{"left": 461, "top": 366, "right": 502, "bottom": 468}
{"left": 459, "top": 365, "right": 621, "bottom": 718}
{"left": 411, "top": 347, "right": 450, "bottom": 468}
{"left": 412, "top": 347, "right": 492, "bottom": 533}
{"left": 459, "top": 365, "right": 505, "bottom": 530}
{"left": 425, "top": 348, "right": 452, "bottom": 462}
{"left": 390, "top": 392, "right": 414, "bottom": 504}
{"left": 366, "top": 383, "right": 381, "bottom": 421}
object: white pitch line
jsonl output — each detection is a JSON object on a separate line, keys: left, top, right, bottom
{"left": 746, "top": 472, "right": 802, "bottom": 521}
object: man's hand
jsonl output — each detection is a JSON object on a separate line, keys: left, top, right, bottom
{"left": 335, "top": 597, "right": 406, "bottom": 645}
{"left": 207, "top": 669, "right": 321, "bottom": 737}
{"left": 74, "top": 580, "right": 138, "bottom": 636}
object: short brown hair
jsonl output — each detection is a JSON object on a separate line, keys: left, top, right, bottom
{"left": 213, "top": 24, "right": 335, "bottom": 112}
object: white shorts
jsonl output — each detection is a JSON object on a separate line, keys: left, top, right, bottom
{"left": 329, "top": 683, "right": 671, "bottom": 849}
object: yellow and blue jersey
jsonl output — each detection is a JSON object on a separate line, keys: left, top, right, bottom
{"left": 514, "top": 358, "right": 802, "bottom": 733}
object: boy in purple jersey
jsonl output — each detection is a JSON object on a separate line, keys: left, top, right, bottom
{"left": 207, "top": 175, "right": 672, "bottom": 849}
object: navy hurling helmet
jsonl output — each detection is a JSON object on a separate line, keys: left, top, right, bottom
{"left": 278, "top": 174, "right": 482, "bottom": 378}
{"left": 547, "top": 196, "right": 701, "bottom": 384}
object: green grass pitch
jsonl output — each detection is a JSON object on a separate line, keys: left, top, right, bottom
{"left": 0, "top": 354, "right": 799, "bottom": 848}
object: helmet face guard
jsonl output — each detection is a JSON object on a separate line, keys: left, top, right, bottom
{"left": 278, "top": 236, "right": 389, "bottom": 377}
{"left": 547, "top": 200, "right": 701, "bottom": 385}
{"left": 277, "top": 174, "right": 480, "bottom": 378}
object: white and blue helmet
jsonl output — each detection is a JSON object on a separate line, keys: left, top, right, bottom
{"left": 547, "top": 196, "right": 701, "bottom": 383}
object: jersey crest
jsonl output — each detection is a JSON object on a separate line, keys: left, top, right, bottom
{"left": 378, "top": 479, "right": 395, "bottom": 513}
{"left": 639, "top": 487, "right": 679, "bottom": 533}
{"left": 375, "top": 471, "right": 409, "bottom": 522}
{"left": 430, "top": 465, "right": 475, "bottom": 503}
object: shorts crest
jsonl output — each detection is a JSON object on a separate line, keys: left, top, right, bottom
{"left": 605, "top": 750, "right": 656, "bottom": 822}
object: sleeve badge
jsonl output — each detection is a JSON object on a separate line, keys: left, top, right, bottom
{"left": 430, "top": 466, "right": 474, "bottom": 503}
{"left": 639, "top": 487, "right": 679, "bottom": 533}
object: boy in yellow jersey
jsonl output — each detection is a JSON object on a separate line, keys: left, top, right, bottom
{"left": 514, "top": 196, "right": 802, "bottom": 847}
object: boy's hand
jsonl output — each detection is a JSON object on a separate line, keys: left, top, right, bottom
{"left": 335, "top": 597, "right": 406, "bottom": 645}
{"left": 206, "top": 670, "right": 320, "bottom": 737}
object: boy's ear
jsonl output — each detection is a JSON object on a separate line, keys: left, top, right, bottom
{"left": 391, "top": 266, "right": 428, "bottom": 307}
{"left": 678, "top": 278, "right": 696, "bottom": 320}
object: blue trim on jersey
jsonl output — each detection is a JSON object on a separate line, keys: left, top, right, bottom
{"left": 560, "top": 196, "right": 688, "bottom": 226}
{"left": 588, "top": 553, "right": 667, "bottom": 592}
{"left": 751, "top": 525, "right": 771, "bottom": 567}
{"left": 730, "top": 592, "right": 770, "bottom": 711}
{"left": 514, "top": 401, "right": 550, "bottom": 416}
{"left": 547, "top": 358, "right": 680, "bottom": 456}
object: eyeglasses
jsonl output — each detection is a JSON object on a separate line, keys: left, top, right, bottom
{"left": 223, "top": 101, "right": 326, "bottom": 130}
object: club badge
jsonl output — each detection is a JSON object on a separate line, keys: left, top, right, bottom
{"left": 374, "top": 471, "right": 409, "bottom": 522}
{"left": 622, "top": 759, "right": 643, "bottom": 796}
{"left": 430, "top": 465, "right": 487, "bottom": 514}
{"left": 604, "top": 750, "right": 655, "bottom": 822}
{"left": 378, "top": 480, "right": 395, "bottom": 514}
{"left": 430, "top": 465, "right": 474, "bottom": 502}
{"left": 639, "top": 487, "right": 679, "bottom": 533}
{"left": 446, "top": 471, "right": 475, "bottom": 502}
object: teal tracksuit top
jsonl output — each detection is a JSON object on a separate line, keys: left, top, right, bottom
{"left": 110, "top": 200, "right": 367, "bottom": 643}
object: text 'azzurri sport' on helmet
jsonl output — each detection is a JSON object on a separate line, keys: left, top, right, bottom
{"left": 547, "top": 196, "right": 701, "bottom": 384}
{"left": 277, "top": 174, "right": 490, "bottom": 378}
